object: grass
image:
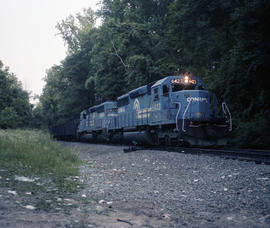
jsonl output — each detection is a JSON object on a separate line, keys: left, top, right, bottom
{"left": 0, "top": 129, "right": 82, "bottom": 211}
{"left": 0, "top": 129, "right": 80, "bottom": 177}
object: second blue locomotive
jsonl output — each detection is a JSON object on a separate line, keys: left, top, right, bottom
{"left": 77, "top": 74, "right": 232, "bottom": 147}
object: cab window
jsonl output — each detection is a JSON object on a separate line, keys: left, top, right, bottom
{"left": 163, "top": 85, "right": 169, "bottom": 96}
{"left": 154, "top": 88, "right": 159, "bottom": 100}
{"left": 172, "top": 84, "right": 184, "bottom": 92}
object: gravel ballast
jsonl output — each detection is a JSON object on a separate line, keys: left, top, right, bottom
{"left": 1, "top": 142, "right": 270, "bottom": 227}
{"left": 73, "top": 142, "right": 270, "bottom": 227}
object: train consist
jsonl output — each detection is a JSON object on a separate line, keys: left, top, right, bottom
{"left": 51, "top": 74, "right": 232, "bottom": 147}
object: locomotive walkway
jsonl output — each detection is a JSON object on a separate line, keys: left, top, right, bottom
{"left": 1, "top": 142, "right": 270, "bottom": 227}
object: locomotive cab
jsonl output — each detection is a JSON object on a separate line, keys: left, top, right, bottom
{"left": 151, "top": 74, "right": 232, "bottom": 147}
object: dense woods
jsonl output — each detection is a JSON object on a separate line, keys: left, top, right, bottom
{"left": 1, "top": 0, "right": 269, "bottom": 148}
{"left": 0, "top": 61, "right": 32, "bottom": 129}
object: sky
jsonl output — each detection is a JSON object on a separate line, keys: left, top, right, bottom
{"left": 0, "top": 0, "right": 101, "bottom": 100}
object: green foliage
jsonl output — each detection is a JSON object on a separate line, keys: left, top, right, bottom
{"left": 166, "top": 0, "right": 270, "bottom": 148}
{"left": 0, "top": 61, "right": 32, "bottom": 129}
{"left": 0, "top": 107, "right": 22, "bottom": 128}
{"left": 0, "top": 129, "right": 80, "bottom": 178}
{"left": 0, "top": 129, "right": 82, "bottom": 211}
{"left": 91, "top": 0, "right": 176, "bottom": 98}
{"left": 39, "top": 2, "right": 175, "bottom": 125}
{"left": 37, "top": 1, "right": 270, "bottom": 148}
{"left": 56, "top": 7, "right": 96, "bottom": 54}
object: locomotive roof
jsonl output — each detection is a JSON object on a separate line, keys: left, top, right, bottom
{"left": 117, "top": 93, "right": 129, "bottom": 100}
{"left": 118, "top": 81, "right": 155, "bottom": 100}
{"left": 116, "top": 75, "right": 206, "bottom": 101}
{"left": 128, "top": 85, "right": 148, "bottom": 98}
{"left": 152, "top": 77, "right": 168, "bottom": 87}
{"left": 129, "top": 84, "right": 147, "bottom": 95}
{"left": 88, "top": 101, "right": 116, "bottom": 112}
{"left": 152, "top": 76, "right": 182, "bottom": 87}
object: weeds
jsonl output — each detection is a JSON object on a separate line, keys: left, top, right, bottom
{"left": 0, "top": 129, "right": 80, "bottom": 177}
{"left": 0, "top": 129, "right": 82, "bottom": 211}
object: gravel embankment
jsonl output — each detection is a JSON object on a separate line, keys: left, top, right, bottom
{"left": 1, "top": 142, "right": 270, "bottom": 227}
{"left": 69, "top": 142, "right": 270, "bottom": 227}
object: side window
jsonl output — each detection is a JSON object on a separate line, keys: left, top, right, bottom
{"left": 163, "top": 85, "right": 169, "bottom": 96}
{"left": 154, "top": 88, "right": 159, "bottom": 100}
{"left": 83, "top": 113, "right": 86, "bottom": 119}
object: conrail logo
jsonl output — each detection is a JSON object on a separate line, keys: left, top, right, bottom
{"left": 187, "top": 97, "right": 207, "bottom": 102}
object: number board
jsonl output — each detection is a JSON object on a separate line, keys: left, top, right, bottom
{"left": 170, "top": 78, "right": 197, "bottom": 84}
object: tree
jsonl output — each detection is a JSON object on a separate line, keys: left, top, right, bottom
{"left": 91, "top": 0, "right": 176, "bottom": 99}
{"left": 56, "top": 8, "right": 96, "bottom": 54}
{"left": 38, "top": 0, "right": 270, "bottom": 148}
{"left": 167, "top": 0, "right": 270, "bottom": 148}
{"left": 39, "top": 8, "right": 98, "bottom": 126}
{"left": 0, "top": 60, "right": 32, "bottom": 128}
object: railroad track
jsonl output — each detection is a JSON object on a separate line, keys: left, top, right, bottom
{"left": 62, "top": 140, "right": 270, "bottom": 164}
{"left": 124, "top": 145, "right": 270, "bottom": 164}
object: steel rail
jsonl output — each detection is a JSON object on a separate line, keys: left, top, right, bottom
{"left": 125, "top": 145, "right": 270, "bottom": 165}
{"left": 61, "top": 140, "right": 270, "bottom": 165}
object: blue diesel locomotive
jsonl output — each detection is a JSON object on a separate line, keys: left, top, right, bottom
{"left": 76, "top": 74, "right": 232, "bottom": 147}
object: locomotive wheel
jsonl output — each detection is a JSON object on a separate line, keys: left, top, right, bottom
{"left": 76, "top": 132, "right": 82, "bottom": 141}
{"left": 153, "top": 132, "right": 160, "bottom": 145}
{"left": 165, "top": 135, "right": 171, "bottom": 146}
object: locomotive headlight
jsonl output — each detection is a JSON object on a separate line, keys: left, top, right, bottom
{"left": 184, "top": 76, "right": 189, "bottom": 83}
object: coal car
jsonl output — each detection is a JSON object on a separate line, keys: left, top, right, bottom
{"left": 51, "top": 118, "right": 79, "bottom": 141}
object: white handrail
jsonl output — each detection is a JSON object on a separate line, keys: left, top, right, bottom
{"left": 222, "top": 102, "right": 232, "bottom": 131}
{"left": 173, "top": 102, "right": 182, "bottom": 130}
{"left": 182, "top": 100, "right": 191, "bottom": 132}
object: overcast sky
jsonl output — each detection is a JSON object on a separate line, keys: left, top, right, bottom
{"left": 0, "top": 0, "right": 101, "bottom": 99}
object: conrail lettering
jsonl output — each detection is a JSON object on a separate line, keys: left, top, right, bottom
{"left": 187, "top": 97, "right": 207, "bottom": 102}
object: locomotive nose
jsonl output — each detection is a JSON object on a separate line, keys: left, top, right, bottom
{"left": 170, "top": 90, "right": 210, "bottom": 133}
{"left": 186, "top": 91, "right": 209, "bottom": 120}
{"left": 173, "top": 90, "right": 230, "bottom": 146}
{"left": 172, "top": 90, "right": 210, "bottom": 121}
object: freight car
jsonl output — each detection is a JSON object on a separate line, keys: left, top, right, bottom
{"left": 51, "top": 118, "right": 79, "bottom": 141}
{"left": 74, "top": 74, "right": 232, "bottom": 147}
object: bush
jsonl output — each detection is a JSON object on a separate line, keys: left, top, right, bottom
{"left": 0, "top": 107, "right": 22, "bottom": 129}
